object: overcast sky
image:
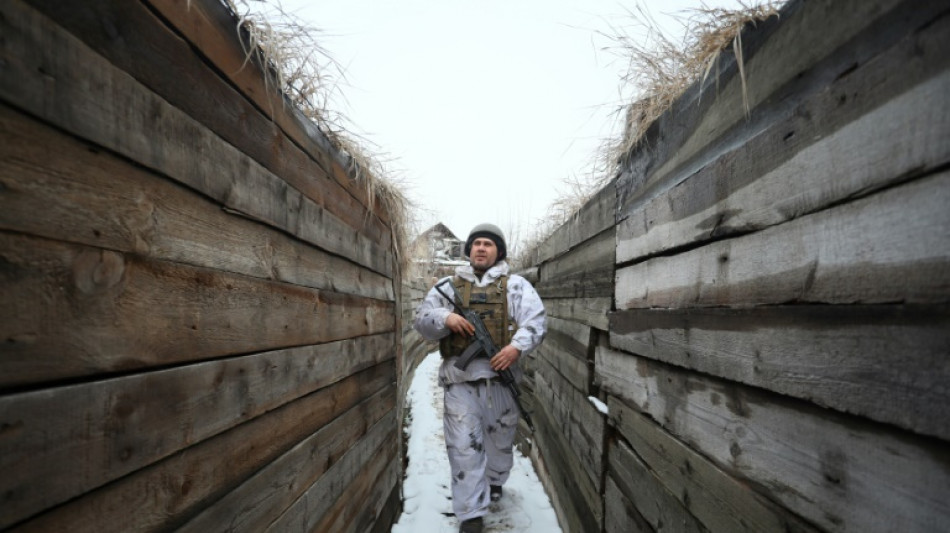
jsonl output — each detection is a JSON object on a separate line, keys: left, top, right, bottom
{"left": 269, "top": 0, "right": 750, "bottom": 249}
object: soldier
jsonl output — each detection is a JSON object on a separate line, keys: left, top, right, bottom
{"left": 414, "top": 223, "right": 547, "bottom": 533}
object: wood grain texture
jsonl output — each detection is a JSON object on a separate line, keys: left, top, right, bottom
{"left": 26, "top": 0, "right": 391, "bottom": 237}
{"left": 533, "top": 316, "right": 593, "bottom": 394}
{"left": 607, "top": 437, "right": 707, "bottom": 533}
{"left": 0, "top": 232, "right": 394, "bottom": 387}
{"left": 535, "top": 183, "right": 617, "bottom": 265}
{"left": 0, "top": 0, "right": 393, "bottom": 275}
{"left": 536, "top": 227, "right": 615, "bottom": 299}
{"left": 527, "top": 386, "right": 603, "bottom": 533}
{"left": 618, "top": 30, "right": 950, "bottom": 263}
{"left": 178, "top": 409, "right": 396, "bottom": 533}
{"left": 310, "top": 442, "right": 400, "bottom": 533}
{"left": 544, "top": 297, "right": 611, "bottom": 330}
{"left": 0, "top": 339, "right": 394, "bottom": 528}
{"left": 0, "top": 103, "right": 394, "bottom": 301}
{"left": 616, "top": 172, "right": 950, "bottom": 310}
{"left": 610, "top": 398, "right": 818, "bottom": 533}
{"left": 262, "top": 412, "right": 397, "bottom": 532}
{"left": 608, "top": 305, "right": 950, "bottom": 440}
{"left": 9, "top": 373, "right": 395, "bottom": 532}
{"left": 141, "top": 0, "right": 391, "bottom": 227}
{"left": 534, "top": 358, "right": 605, "bottom": 492}
{"left": 604, "top": 477, "right": 654, "bottom": 533}
{"left": 600, "top": 350, "right": 950, "bottom": 532}
{"left": 617, "top": 0, "right": 920, "bottom": 218}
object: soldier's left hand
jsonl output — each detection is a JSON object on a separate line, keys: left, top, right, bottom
{"left": 491, "top": 345, "right": 521, "bottom": 372}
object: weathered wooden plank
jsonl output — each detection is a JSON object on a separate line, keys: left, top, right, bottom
{"left": 310, "top": 442, "right": 400, "bottom": 533}
{"left": 616, "top": 171, "right": 950, "bottom": 310}
{"left": 607, "top": 437, "right": 707, "bottom": 533}
{"left": 178, "top": 407, "right": 396, "bottom": 533}
{"left": 528, "top": 384, "right": 602, "bottom": 533}
{"left": 26, "top": 0, "right": 391, "bottom": 240}
{"left": 536, "top": 227, "right": 616, "bottom": 299}
{"left": 0, "top": 337, "right": 394, "bottom": 528}
{"left": 534, "top": 360, "right": 604, "bottom": 491}
{"left": 0, "top": 232, "right": 394, "bottom": 387}
{"left": 536, "top": 182, "right": 617, "bottom": 265}
{"left": 600, "top": 351, "right": 950, "bottom": 532}
{"left": 0, "top": 103, "right": 394, "bottom": 301}
{"left": 608, "top": 305, "right": 950, "bottom": 440}
{"left": 536, "top": 272, "right": 614, "bottom": 300}
{"left": 262, "top": 411, "right": 397, "bottom": 532}
{"left": 140, "top": 0, "right": 392, "bottom": 227}
{"left": 544, "top": 297, "right": 611, "bottom": 330}
{"left": 533, "top": 316, "right": 593, "bottom": 393}
{"left": 369, "top": 484, "right": 402, "bottom": 533}
{"left": 618, "top": 29, "right": 950, "bottom": 263}
{"left": 610, "top": 397, "right": 817, "bottom": 533}
{"left": 10, "top": 372, "right": 395, "bottom": 532}
{"left": 534, "top": 343, "right": 589, "bottom": 397}
{"left": 604, "top": 477, "right": 654, "bottom": 533}
{"left": 0, "top": 0, "right": 393, "bottom": 275}
{"left": 540, "top": 227, "right": 615, "bottom": 283}
{"left": 617, "top": 0, "right": 921, "bottom": 218}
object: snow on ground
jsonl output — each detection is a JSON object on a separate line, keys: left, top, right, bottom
{"left": 392, "top": 352, "right": 563, "bottom": 533}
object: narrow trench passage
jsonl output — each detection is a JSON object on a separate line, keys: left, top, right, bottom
{"left": 391, "top": 352, "right": 562, "bottom": 532}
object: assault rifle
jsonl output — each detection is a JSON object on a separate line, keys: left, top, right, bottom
{"left": 434, "top": 279, "right": 535, "bottom": 431}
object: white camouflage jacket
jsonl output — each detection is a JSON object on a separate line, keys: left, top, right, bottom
{"left": 413, "top": 261, "right": 547, "bottom": 385}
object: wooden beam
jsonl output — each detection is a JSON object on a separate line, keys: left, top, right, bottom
{"left": 527, "top": 383, "right": 603, "bottom": 533}
{"left": 607, "top": 305, "right": 950, "bottom": 440}
{"left": 607, "top": 437, "right": 707, "bottom": 533}
{"left": 534, "top": 359, "right": 605, "bottom": 492}
{"left": 604, "top": 477, "right": 654, "bottom": 533}
{"left": 26, "top": 0, "right": 390, "bottom": 235}
{"left": 0, "top": 232, "right": 394, "bottom": 387}
{"left": 610, "top": 397, "right": 818, "bottom": 533}
{"left": 535, "top": 184, "right": 617, "bottom": 265}
{"left": 600, "top": 352, "right": 950, "bottom": 532}
{"left": 619, "top": 39, "right": 950, "bottom": 263}
{"left": 309, "top": 441, "right": 400, "bottom": 532}
{"left": 544, "top": 297, "right": 612, "bottom": 330}
{"left": 7, "top": 370, "right": 395, "bottom": 531}
{"left": 537, "top": 227, "right": 615, "bottom": 299}
{"left": 617, "top": 0, "right": 925, "bottom": 218}
{"left": 0, "top": 0, "right": 392, "bottom": 275}
{"left": 177, "top": 410, "right": 397, "bottom": 533}
{"left": 533, "top": 316, "right": 593, "bottom": 394}
{"left": 141, "top": 0, "right": 391, "bottom": 226}
{"left": 616, "top": 171, "right": 950, "bottom": 309}
{"left": 0, "top": 103, "right": 394, "bottom": 301}
{"left": 261, "top": 411, "right": 397, "bottom": 532}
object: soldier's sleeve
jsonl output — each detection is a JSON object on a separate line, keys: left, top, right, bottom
{"left": 413, "top": 278, "right": 454, "bottom": 341}
{"left": 507, "top": 275, "right": 546, "bottom": 354}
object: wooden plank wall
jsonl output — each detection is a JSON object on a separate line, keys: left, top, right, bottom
{"left": 523, "top": 0, "right": 950, "bottom": 531}
{"left": 0, "top": 0, "right": 401, "bottom": 531}
{"left": 518, "top": 184, "right": 617, "bottom": 532}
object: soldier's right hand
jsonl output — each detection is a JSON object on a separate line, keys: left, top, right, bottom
{"left": 445, "top": 313, "right": 475, "bottom": 336}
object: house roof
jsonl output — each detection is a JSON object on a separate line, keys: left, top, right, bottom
{"left": 418, "top": 222, "right": 462, "bottom": 242}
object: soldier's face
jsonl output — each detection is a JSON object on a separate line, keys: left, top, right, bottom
{"left": 470, "top": 238, "right": 498, "bottom": 272}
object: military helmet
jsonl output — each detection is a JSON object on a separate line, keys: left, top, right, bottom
{"left": 465, "top": 223, "right": 507, "bottom": 261}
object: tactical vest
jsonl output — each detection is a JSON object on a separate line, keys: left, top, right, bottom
{"left": 440, "top": 276, "right": 515, "bottom": 358}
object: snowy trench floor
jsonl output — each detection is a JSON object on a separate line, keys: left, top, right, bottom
{"left": 391, "top": 352, "right": 563, "bottom": 532}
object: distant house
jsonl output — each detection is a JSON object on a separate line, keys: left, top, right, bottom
{"left": 411, "top": 223, "right": 468, "bottom": 281}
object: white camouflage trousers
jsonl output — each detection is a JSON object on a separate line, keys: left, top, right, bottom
{"left": 443, "top": 379, "right": 519, "bottom": 521}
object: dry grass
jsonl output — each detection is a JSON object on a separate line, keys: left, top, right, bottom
{"left": 512, "top": 1, "right": 785, "bottom": 266}
{"left": 217, "top": 0, "right": 415, "bottom": 272}
{"left": 604, "top": 1, "right": 785, "bottom": 162}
